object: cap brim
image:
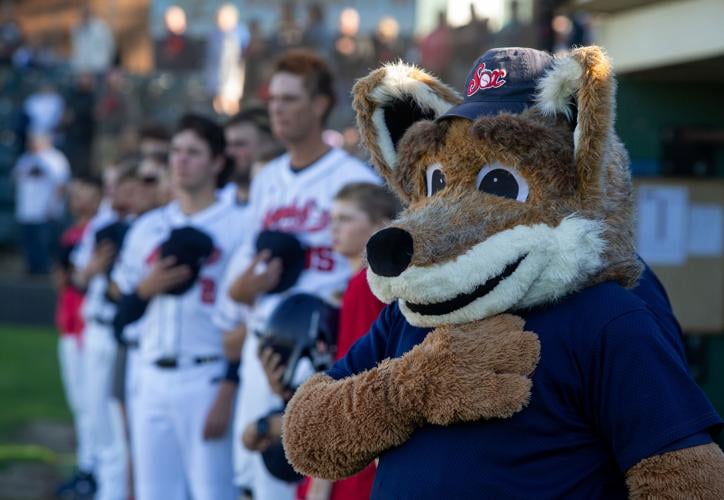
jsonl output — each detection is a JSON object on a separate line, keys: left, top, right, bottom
{"left": 437, "top": 101, "right": 530, "bottom": 122}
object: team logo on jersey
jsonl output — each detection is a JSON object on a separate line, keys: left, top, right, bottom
{"left": 263, "top": 200, "right": 331, "bottom": 233}
{"left": 466, "top": 63, "right": 507, "bottom": 97}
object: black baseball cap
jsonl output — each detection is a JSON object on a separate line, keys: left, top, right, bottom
{"left": 159, "top": 226, "right": 214, "bottom": 295}
{"left": 255, "top": 230, "right": 306, "bottom": 295}
{"left": 439, "top": 47, "right": 554, "bottom": 121}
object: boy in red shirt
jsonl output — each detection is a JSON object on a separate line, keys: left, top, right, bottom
{"left": 302, "top": 182, "right": 401, "bottom": 500}
{"left": 55, "top": 175, "right": 102, "bottom": 497}
{"left": 251, "top": 182, "right": 400, "bottom": 499}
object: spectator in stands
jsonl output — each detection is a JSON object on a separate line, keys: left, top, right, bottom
{"left": 0, "top": 2, "right": 22, "bottom": 65}
{"left": 372, "top": 17, "right": 403, "bottom": 65}
{"left": 205, "top": 3, "right": 250, "bottom": 113}
{"left": 419, "top": 10, "right": 453, "bottom": 81}
{"left": 301, "top": 3, "right": 331, "bottom": 56}
{"left": 272, "top": 2, "right": 303, "bottom": 52}
{"left": 12, "top": 133, "right": 71, "bottom": 274}
{"left": 498, "top": 0, "right": 533, "bottom": 48}
{"left": 63, "top": 73, "right": 96, "bottom": 177}
{"left": 24, "top": 82, "right": 65, "bottom": 142}
{"left": 95, "top": 68, "right": 137, "bottom": 168}
{"left": 241, "top": 19, "right": 269, "bottom": 103}
{"left": 71, "top": 6, "right": 115, "bottom": 77}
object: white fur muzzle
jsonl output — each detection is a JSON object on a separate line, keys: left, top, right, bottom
{"left": 367, "top": 216, "right": 606, "bottom": 327}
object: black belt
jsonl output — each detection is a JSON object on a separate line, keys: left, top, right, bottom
{"left": 153, "top": 355, "right": 222, "bottom": 369}
{"left": 125, "top": 340, "right": 139, "bottom": 349}
{"left": 92, "top": 316, "right": 114, "bottom": 326}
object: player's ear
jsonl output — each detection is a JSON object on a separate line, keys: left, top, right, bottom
{"left": 352, "top": 63, "right": 461, "bottom": 185}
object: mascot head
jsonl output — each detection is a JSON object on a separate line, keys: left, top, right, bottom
{"left": 354, "top": 47, "right": 642, "bottom": 328}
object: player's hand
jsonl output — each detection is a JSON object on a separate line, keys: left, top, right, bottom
{"left": 136, "top": 256, "right": 192, "bottom": 300}
{"left": 241, "top": 420, "right": 273, "bottom": 451}
{"left": 241, "top": 414, "right": 283, "bottom": 451}
{"left": 228, "top": 250, "right": 283, "bottom": 305}
{"left": 202, "top": 381, "right": 236, "bottom": 440}
{"left": 86, "top": 242, "right": 116, "bottom": 277}
{"left": 259, "top": 346, "right": 293, "bottom": 401}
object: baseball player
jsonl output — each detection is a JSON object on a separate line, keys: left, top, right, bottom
{"left": 213, "top": 49, "right": 379, "bottom": 499}
{"left": 113, "top": 114, "right": 246, "bottom": 500}
{"left": 54, "top": 175, "right": 102, "bottom": 498}
{"left": 71, "top": 164, "right": 139, "bottom": 500}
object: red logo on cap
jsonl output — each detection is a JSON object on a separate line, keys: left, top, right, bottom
{"left": 466, "top": 63, "right": 507, "bottom": 97}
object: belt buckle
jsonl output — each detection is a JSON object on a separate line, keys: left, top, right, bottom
{"left": 194, "top": 355, "right": 221, "bottom": 365}
{"left": 154, "top": 357, "right": 178, "bottom": 369}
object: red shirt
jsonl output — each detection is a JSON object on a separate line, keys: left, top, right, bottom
{"left": 55, "top": 223, "right": 86, "bottom": 338}
{"left": 298, "top": 268, "right": 384, "bottom": 500}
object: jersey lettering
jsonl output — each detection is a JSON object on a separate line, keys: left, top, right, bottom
{"left": 262, "top": 200, "right": 331, "bottom": 233}
{"left": 199, "top": 277, "right": 216, "bottom": 304}
{"left": 305, "top": 246, "right": 335, "bottom": 272}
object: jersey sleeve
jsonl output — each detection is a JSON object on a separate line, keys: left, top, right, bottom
{"left": 585, "top": 310, "right": 722, "bottom": 472}
{"left": 71, "top": 217, "right": 97, "bottom": 269}
{"left": 212, "top": 243, "right": 252, "bottom": 332}
{"left": 326, "top": 302, "right": 395, "bottom": 381}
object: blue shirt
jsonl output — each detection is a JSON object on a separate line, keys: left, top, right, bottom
{"left": 328, "top": 279, "right": 721, "bottom": 499}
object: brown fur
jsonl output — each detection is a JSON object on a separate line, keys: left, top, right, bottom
{"left": 282, "top": 314, "right": 539, "bottom": 479}
{"left": 285, "top": 47, "right": 652, "bottom": 486}
{"left": 626, "top": 443, "right": 724, "bottom": 499}
{"left": 352, "top": 64, "right": 462, "bottom": 185}
{"left": 362, "top": 48, "right": 641, "bottom": 286}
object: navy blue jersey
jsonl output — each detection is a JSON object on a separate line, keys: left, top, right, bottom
{"left": 328, "top": 279, "right": 721, "bottom": 499}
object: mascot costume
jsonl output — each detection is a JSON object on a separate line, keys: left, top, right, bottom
{"left": 282, "top": 47, "right": 724, "bottom": 498}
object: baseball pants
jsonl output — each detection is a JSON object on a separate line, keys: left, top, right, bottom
{"left": 133, "top": 360, "right": 235, "bottom": 500}
{"left": 57, "top": 335, "right": 93, "bottom": 472}
{"left": 83, "top": 321, "right": 128, "bottom": 500}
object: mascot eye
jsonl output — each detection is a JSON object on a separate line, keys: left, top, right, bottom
{"left": 426, "top": 164, "right": 446, "bottom": 197}
{"left": 475, "top": 164, "right": 528, "bottom": 202}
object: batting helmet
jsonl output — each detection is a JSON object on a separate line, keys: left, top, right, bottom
{"left": 259, "top": 293, "right": 339, "bottom": 388}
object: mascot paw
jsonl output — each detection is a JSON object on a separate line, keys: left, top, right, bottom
{"left": 419, "top": 314, "right": 540, "bottom": 425}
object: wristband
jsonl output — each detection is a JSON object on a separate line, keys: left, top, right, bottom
{"left": 223, "top": 360, "right": 241, "bottom": 384}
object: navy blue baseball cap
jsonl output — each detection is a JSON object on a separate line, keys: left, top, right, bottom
{"left": 439, "top": 47, "right": 554, "bottom": 121}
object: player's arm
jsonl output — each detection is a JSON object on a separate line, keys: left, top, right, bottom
{"left": 227, "top": 249, "right": 282, "bottom": 305}
{"left": 203, "top": 328, "right": 242, "bottom": 440}
{"left": 73, "top": 240, "right": 115, "bottom": 289}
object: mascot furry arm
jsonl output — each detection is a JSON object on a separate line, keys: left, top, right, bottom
{"left": 283, "top": 47, "right": 724, "bottom": 497}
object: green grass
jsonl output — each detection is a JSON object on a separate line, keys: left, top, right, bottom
{"left": 0, "top": 326, "right": 71, "bottom": 441}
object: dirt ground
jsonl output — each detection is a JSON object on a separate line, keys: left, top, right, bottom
{"left": 0, "top": 420, "right": 75, "bottom": 499}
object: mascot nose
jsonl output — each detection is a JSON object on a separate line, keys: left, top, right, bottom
{"left": 366, "top": 227, "right": 414, "bottom": 277}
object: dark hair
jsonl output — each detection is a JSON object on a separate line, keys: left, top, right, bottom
{"left": 139, "top": 122, "right": 170, "bottom": 142}
{"left": 334, "top": 182, "right": 401, "bottom": 223}
{"left": 272, "top": 49, "right": 336, "bottom": 124}
{"left": 74, "top": 174, "right": 103, "bottom": 190}
{"left": 225, "top": 106, "right": 272, "bottom": 136}
{"left": 116, "top": 155, "right": 141, "bottom": 184}
{"left": 174, "top": 114, "right": 232, "bottom": 187}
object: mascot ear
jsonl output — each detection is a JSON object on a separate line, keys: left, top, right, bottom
{"left": 534, "top": 46, "right": 616, "bottom": 200}
{"left": 352, "top": 63, "right": 462, "bottom": 181}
